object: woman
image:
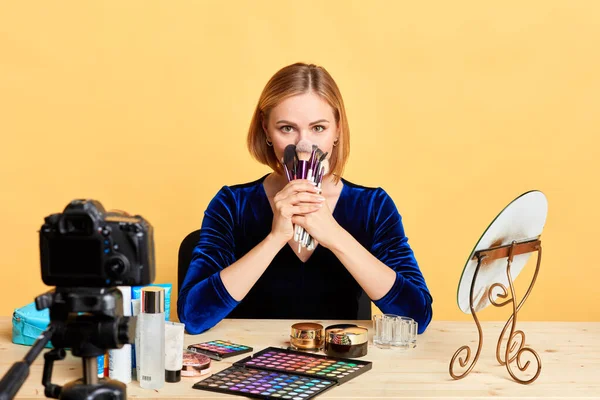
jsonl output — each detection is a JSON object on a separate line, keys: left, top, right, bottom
{"left": 178, "top": 63, "right": 433, "bottom": 334}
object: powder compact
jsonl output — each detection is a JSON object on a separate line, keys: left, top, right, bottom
{"left": 182, "top": 350, "right": 212, "bottom": 377}
{"left": 324, "top": 324, "right": 369, "bottom": 358}
{"left": 290, "top": 322, "right": 324, "bottom": 351}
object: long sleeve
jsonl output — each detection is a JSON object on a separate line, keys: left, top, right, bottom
{"left": 177, "top": 186, "right": 240, "bottom": 334}
{"left": 370, "top": 189, "right": 433, "bottom": 334}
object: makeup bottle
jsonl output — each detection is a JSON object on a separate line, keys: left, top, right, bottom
{"left": 139, "top": 287, "right": 165, "bottom": 389}
{"left": 109, "top": 286, "right": 132, "bottom": 383}
{"left": 131, "top": 299, "right": 141, "bottom": 381}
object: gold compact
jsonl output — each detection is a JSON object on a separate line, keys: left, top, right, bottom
{"left": 324, "top": 324, "right": 369, "bottom": 358}
{"left": 290, "top": 322, "right": 324, "bottom": 351}
{"left": 181, "top": 350, "right": 211, "bottom": 377}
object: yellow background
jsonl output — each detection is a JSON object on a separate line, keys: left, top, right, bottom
{"left": 1, "top": 1, "right": 598, "bottom": 322}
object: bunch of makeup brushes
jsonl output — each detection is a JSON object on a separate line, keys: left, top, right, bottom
{"left": 282, "top": 140, "right": 329, "bottom": 252}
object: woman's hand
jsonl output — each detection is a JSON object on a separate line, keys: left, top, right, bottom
{"left": 291, "top": 200, "right": 343, "bottom": 249}
{"left": 270, "top": 180, "right": 325, "bottom": 246}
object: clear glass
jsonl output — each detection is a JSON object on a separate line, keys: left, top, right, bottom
{"left": 373, "top": 314, "right": 417, "bottom": 350}
{"left": 139, "top": 311, "right": 165, "bottom": 389}
{"left": 372, "top": 314, "right": 395, "bottom": 349}
{"left": 391, "top": 316, "right": 418, "bottom": 349}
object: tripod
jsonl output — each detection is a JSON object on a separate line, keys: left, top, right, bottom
{"left": 0, "top": 287, "right": 135, "bottom": 400}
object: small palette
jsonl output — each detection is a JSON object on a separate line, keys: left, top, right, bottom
{"left": 182, "top": 350, "right": 212, "bottom": 377}
{"left": 234, "top": 347, "right": 372, "bottom": 384}
{"left": 192, "top": 366, "right": 336, "bottom": 399}
{"left": 187, "top": 340, "right": 253, "bottom": 361}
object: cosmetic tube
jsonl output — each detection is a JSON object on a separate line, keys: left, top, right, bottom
{"left": 131, "top": 299, "right": 141, "bottom": 381}
{"left": 164, "top": 321, "right": 185, "bottom": 383}
{"left": 109, "top": 286, "right": 132, "bottom": 383}
{"left": 97, "top": 354, "right": 104, "bottom": 378}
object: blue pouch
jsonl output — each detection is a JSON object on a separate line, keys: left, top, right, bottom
{"left": 12, "top": 302, "right": 53, "bottom": 348}
{"left": 13, "top": 302, "right": 111, "bottom": 376}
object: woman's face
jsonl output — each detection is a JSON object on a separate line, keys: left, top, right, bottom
{"left": 263, "top": 92, "right": 339, "bottom": 167}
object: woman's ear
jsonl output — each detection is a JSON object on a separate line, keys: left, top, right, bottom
{"left": 261, "top": 112, "right": 269, "bottom": 137}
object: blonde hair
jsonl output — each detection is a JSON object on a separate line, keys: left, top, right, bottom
{"left": 247, "top": 63, "right": 350, "bottom": 183}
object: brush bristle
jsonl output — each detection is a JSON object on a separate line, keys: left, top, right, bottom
{"left": 320, "top": 159, "right": 330, "bottom": 175}
{"left": 315, "top": 148, "right": 325, "bottom": 161}
{"left": 284, "top": 144, "right": 297, "bottom": 164}
{"left": 295, "top": 140, "right": 313, "bottom": 160}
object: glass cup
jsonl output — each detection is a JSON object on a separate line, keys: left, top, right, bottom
{"left": 390, "top": 316, "right": 418, "bottom": 349}
{"left": 372, "top": 314, "right": 418, "bottom": 350}
{"left": 372, "top": 314, "right": 396, "bottom": 349}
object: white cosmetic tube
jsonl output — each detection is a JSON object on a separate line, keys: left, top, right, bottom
{"left": 109, "top": 286, "right": 132, "bottom": 383}
{"left": 164, "top": 321, "right": 185, "bottom": 383}
{"left": 131, "top": 298, "right": 141, "bottom": 381}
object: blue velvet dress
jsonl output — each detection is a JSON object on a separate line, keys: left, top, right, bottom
{"left": 177, "top": 175, "right": 433, "bottom": 334}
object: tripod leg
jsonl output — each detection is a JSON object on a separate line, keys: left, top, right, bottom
{"left": 82, "top": 358, "right": 98, "bottom": 385}
{"left": 43, "top": 348, "right": 66, "bottom": 399}
{"left": 0, "top": 326, "right": 54, "bottom": 400}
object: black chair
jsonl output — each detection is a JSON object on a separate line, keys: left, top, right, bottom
{"left": 177, "top": 229, "right": 372, "bottom": 320}
{"left": 177, "top": 229, "right": 201, "bottom": 300}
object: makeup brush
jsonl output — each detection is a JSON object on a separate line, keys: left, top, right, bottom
{"left": 316, "top": 152, "right": 328, "bottom": 189}
{"left": 312, "top": 148, "right": 325, "bottom": 182}
{"left": 284, "top": 146, "right": 304, "bottom": 246}
{"left": 283, "top": 144, "right": 297, "bottom": 182}
{"left": 299, "top": 153, "right": 326, "bottom": 247}
{"left": 295, "top": 140, "right": 313, "bottom": 180}
{"left": 293, "top": 140, "right": 314, "bottom": 246}
{"left": 306, "top": 158, "right": 330, "bottom": 250}
{"left": 307, "top": 145, "right": 319, "bottom": 181}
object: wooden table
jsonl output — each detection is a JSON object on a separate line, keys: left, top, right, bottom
{"left": 1, "top": 317, "right": 598, "bottom": 399}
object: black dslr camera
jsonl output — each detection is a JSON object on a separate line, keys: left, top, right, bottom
{"left": 0, "top": 199, "right": 155, "bottom": 400}
{"left": 40, "top": 199, "right": 155, "bottom": 287}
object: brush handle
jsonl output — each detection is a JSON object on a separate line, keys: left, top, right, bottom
{"left": 283, "top": 164, "right": 293, "bottom": 182}
{"left": 296, "top": 160, "right": 309, "bottom": 179}
{"left": 294, "top": 224, "right": 302, "bottom": 242}
{"left": 302, "top": 230, "right": 310, "bottom": 248}
{"left": 294, "top": 168, "right": 312, "bottom": 247}
{"left": 298, "top": 164, "right": 325, "bottom": 250}
{"left": 300, "top": 229, "right": 308, "bottom": 247}
{"left": 292, "top": 156, "right": 325, "bottom": 251}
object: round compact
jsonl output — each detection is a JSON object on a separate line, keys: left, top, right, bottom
{"left": 182, "top": 350, "right": 211, "bottom": 377}
{"left": 290, "top": 322, "right": 324, "bottom": 351}
{"left": 324, "top": 324, "right": 368, "bottom": 358}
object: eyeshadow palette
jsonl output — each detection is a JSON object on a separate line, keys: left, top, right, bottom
{"left": 187, "top": 340, "right": 253, "bottom": 360}
{"left": 233, "top": 347, "right": 372, "bottom": 384}
{"left": 192, "top": 366, "right": 336, "bottom": 399}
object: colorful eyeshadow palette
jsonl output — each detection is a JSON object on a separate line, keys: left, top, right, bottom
{"left": 233, "top": 347, "right": 372, "bottom": 384}
{"left": 187, "top": 340, "right": 253, "bottom": 361}
{"left": 193, "top": 366, "right": 336, "bottom": 399}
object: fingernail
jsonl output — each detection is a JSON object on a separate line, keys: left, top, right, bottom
{"left": 317, "top": 196, "right": 325, "bottom": 201}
